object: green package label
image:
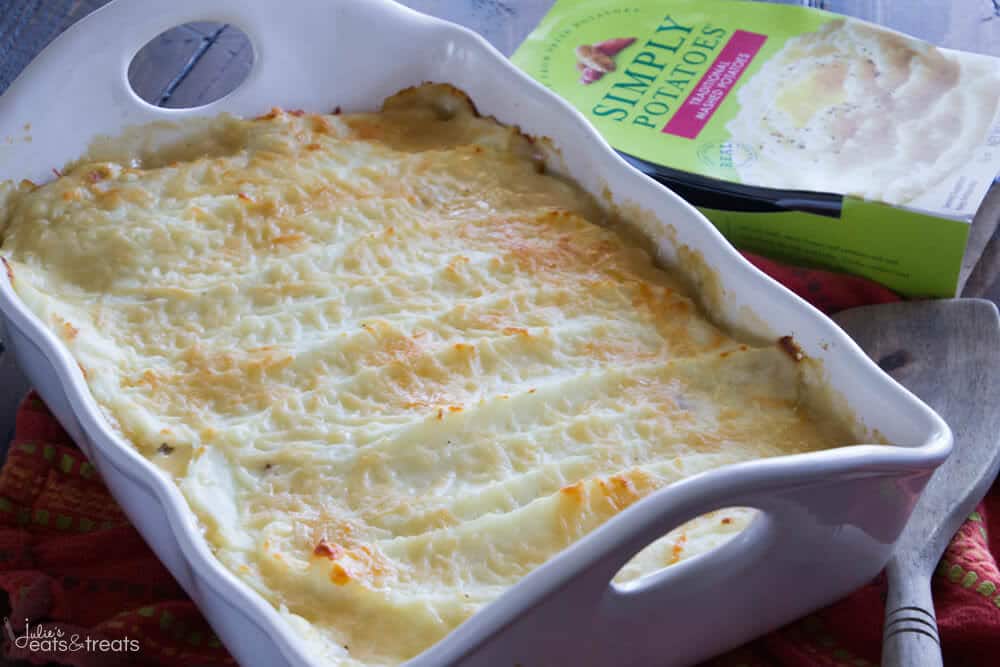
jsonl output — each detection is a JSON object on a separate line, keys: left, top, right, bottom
{"left": 512, "top": 0, "right": 1000, "bottom": 296}
{"left": 513, "top": 2, "right": 831, "bottom": 181}
{"left": 702, "top": 199, "right": 970, "bottom": 297}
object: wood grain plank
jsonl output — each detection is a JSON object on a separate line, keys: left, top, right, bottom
{"left": 182, "top": 21, "right": 228, "bottom": 38}
{"left": 126, "top": 24, "right": 207, "bottom": 105}
{"left": 961, "top": 186, "right": 1000, "bottom": 294}
{"left": 834, "top": 299, "right": 1000, "bottom": 667}
{"left": 398, "top": 0, "right": 553, "bottom": 56}
{"left": 0, "top": 0, "right": 110, "bottom": 94}
{"left": 963, "top": 217, "right": 1000, "bottom": 304}
{"left": 163, "top": 25, "right": 253, "bottom": 109}
{"left": 821, "top": 0, "right": 1000, "bottom": 57}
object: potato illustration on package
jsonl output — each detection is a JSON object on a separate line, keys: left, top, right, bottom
{"left": 575, "top": 38, "right": 635, "bottom": 83}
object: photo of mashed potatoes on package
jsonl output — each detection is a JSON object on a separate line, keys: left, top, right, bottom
{"left": 513, "top": 0, "right": 1000, "bottom": 297}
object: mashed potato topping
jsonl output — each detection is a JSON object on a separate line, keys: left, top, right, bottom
{"left": 0, "top": 84, "right": 853, "bottom": 665}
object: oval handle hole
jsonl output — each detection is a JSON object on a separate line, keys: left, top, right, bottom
{"left": 612, "top": 506, "right": 757, "bottom": 592}
{"left": 127, "top": 23, "right": 254, "bottom": 109}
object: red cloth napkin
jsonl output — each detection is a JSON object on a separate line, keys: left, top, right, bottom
{"left": 0, "top": 253, "right": 992, "bottom": 666}
{"left": 0, "top": 394, "right": 234, "bottom": 667}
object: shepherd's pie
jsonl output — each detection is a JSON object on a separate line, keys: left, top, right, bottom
{"left": 0, "top": 84, "right": 855, "bottom": 665}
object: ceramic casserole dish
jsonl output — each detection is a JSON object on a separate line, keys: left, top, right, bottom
{"left": 0, "top": 0, "right": 952, "bottom": 665}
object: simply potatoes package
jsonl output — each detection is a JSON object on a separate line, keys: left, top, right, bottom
{"left": 512, "top": 0, "right": 1000, "bottom": 296}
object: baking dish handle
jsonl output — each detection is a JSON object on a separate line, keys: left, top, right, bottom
{"left": 1, "top": 0, "right": 423, "bottom": 110}
{"left": 0, "top": 0, "right": 435, "bottom": 183}
{"left": 445, "top": 462, "right": 892, "bottom": 667}
{"left": 597, "top": 469, "right": 802, "bottom": 615}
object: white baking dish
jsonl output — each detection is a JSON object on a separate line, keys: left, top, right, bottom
{"left": 0, "top": 1, "right": 952, "bottom": 665}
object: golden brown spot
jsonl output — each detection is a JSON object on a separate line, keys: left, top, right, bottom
{"left": 2, "top": 257, "right": 14, "bottom": 282}
{"left": 721, "top": 517, "right": 733, "bottom": 525}
{"left": 329, "top": 563, "right": 351, "bottom": 585}
{"left": 311, "top": 116, "right": 332, "bottom": 134}
{"left": 61, "top": 190, "right": 81, "bottom": 201}
{"left": 448, "top": 406, "right": 463, "bottom": 413}
{"left": 364, "top": 328, "right": 423, "bottom": 367}
{"left": 272, "top": 233, "right": 306, "bottom": 246}
{"left": 632, "top": 283, "right": 655, "bottom": 309}
{"left": 77, "top": 363, "right": 88, "bottom": 380}
{"left": 502, "top": 327, "right": 529, "bottom": 336}
{"left": 314, "top": 539, "right": 344, "bottom": 560}
{"left": 778, "top": 336, "right": 804, "bottom": 362}
{"left": 62, "top": 320, "right": 79, "bottom": 339}
{"left": 353, "top": 544, "right": 390, "bottom": 578}
{"left": 705, "top": 332, "right": 729, "bottom": 351}
{"left": 437, "top": 408, "right": 444, "bottom": 420}
{"left": 124, "top": 345, "right": 293, "bottom": 414}
{"left": 138, "top": 368, "right": 159, "bottom": 387}
{"left": 305, "top": 143, "right": 322, "bottom": 151}
{"left": 669, "top": 300, "right": 692, "bottom": 315}
{"left": 256, "top": 108, "right": 282, "bottom": 121}
{"left": 247, "top": 198, "right": 280, "bottom": 217}
{"left": 541, "top": 209, "right": 575, "bottom": 223}
{"left": 52, "top": 315, "right": 79, "bottom": 340}
{"left": 95, "top": 189, "right": 122, "bottom": 209}
{"left": 238, "top": 192, "right": 253, "bottom": 202}
{"left": 668, "top": 533, "right": 688, "bottom": 565}
{"left": 560, "top": 481, "right": 584, "bottom": 501}
{"left": 345, "top": 119, "right": 384, "bottom": 141}
{"left": 597, "top": 472, "right": 649, "bottom": 512}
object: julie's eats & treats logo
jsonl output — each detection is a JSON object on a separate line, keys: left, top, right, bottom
{"left": 4, "top": 617, "right": 141, "bottom": 655}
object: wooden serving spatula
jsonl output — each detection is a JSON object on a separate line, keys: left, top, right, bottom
{"left": 834, "top": 299, "right": 1000, "bottom": 667}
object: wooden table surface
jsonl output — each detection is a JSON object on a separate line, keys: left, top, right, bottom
{"left": 0, "top": 2, "right": 999, "bottom": 666}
